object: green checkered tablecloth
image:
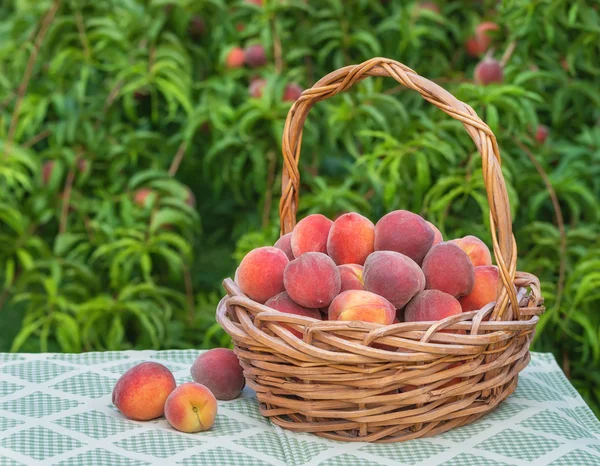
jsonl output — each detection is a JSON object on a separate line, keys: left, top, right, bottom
{"left": 0, "top": 351, "right": 599, "bottom": 466}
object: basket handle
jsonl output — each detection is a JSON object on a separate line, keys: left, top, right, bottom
{"left": 278, "top": 57, "right": 519, "bottom": 320}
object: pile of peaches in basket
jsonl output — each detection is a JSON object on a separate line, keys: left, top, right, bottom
{"left": 236, "top": 210, "right": 498, "bottom": 330}
{"left": 111, "top": 210, "right": 498, "bottom": 434}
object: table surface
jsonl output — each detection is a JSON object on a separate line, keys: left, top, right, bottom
{"left": 0, "top": 351, "right": 599, "bottom": 466}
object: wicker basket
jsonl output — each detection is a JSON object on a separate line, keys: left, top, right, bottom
{"left": 217, "top": 57, "right": 545, "bottom": 443}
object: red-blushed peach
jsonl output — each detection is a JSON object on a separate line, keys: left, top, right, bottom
{"left": 112, "top": 362, "right": 176, "bottom": 421}
{"left": 451, "top": 235, "right": 492, "bottom": 267}
{"left": 274, "top": 233, "right": 294, "bottom": 260}
{"left": 363, "top": 251, "right": 425, "bottom": 308}
{"left": 284, "top": 252, "right": 340, "bottom": 308}
{"left": 133, "top": 188, "right": 155, "bottom": 207}
{"left": 190, "top": 349, "right": 245, "bottom": 401}
{"left": 459, "top": 265, "right": 499, "bottom": 312}
{"left": 426, "top": 221, "right": 443, "bottom": 245}
{"left": 404, "top": 290, "right": 462, "bottom": 323}
{"left": 374, "top": 210, "right": 435, "bottom": 264}
{"left": 326, "top": 212, "right": 375, "bottom": 265}
{"left": 265, "top": 292, "right": 322, "bottom": 337}
{"left": 338, "top": 264, "right": 365, "bottom": 292}
{"left": 237, "top": 246, "right": 288, "bottom": 303}
{"left": 328, "top": 290, "right": 396, "bottom": 325}
{"left": 291, "top": 214, "right": 333, "bottom": 257}
{"left": 164, "top": 383, "right": 217, "bottom": 433}
{"left": 225, "top": 47, "right": 245, "bottom": 68}
{"left": 422, "top": 242, "right": 475, "bottom": 297}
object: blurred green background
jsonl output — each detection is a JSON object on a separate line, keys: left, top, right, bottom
{"left": 0, "top": 0, "right": 599, "bottom": 415}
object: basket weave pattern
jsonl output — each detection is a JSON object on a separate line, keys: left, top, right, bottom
{"left": 217, "top": 58, "right": 544, "bottom": 443}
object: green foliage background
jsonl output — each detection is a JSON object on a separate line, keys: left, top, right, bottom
{"left": 1, "top": 0, "right": 599, "bottom": 415}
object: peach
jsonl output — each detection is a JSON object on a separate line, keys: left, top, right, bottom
{"left": 164, "top": 383, "right": 217, "bottom": 433}
{"left": 459, "top": 265, "right": 499, "bottom": 312}
{"left": 284, "top": 252, "right": 340, "bottom": 308}
{"left": 249, "top": 78, "right": 267, "bottom": 98}
{"left": 374, "top": 210, "right": 434, "bottom": 264}
{"left": 422, "top": 242, "right": 475, "bottom": 297}
{"left": 405, "top": 290, "right": 462, "bottom": 323}
{"left": 426, "top": 221, "right": 443, "bottom": 245}
{"left": 363, "top": 251, "right": 425, "bottom": 308}
{"left": 283, "top": 83, "right": 303, "bottom": 102}
{"left": 328, "top": 290, "right": 395, "bottom": 325}
{"left": 133, "top": 188, "right": 155, "bottom": 207}
{"left": 535, "top": 125, "right": 549, "bottom": 144}
{"left": 466, "top": 21, "right": 499, "bottom": 57}
{"left": 274, "top": 233, "right": 294, "bottom": 260}
{"left": 245, "top": 44, "right": 267, "bottom": 68}
{"left": 265, "top": 292, "right": 322, "bottom": 337}
{"left": 237, "top": 246, "right": 288, "bottom": 303}
{"left": 474, "top": 58, "right": 504, "bottom": 85}
{"left": 291, "top": 214, "right": 333, "bottom": 257}
{"left": 112, "top": 362, "right": 176, "bottom": 421}
{"left": 191, "top": 348, "right": 245, "bottom": 401}
{"left": 451, "top": 235, "right": 492, "bottom": 267}
{"left": 338, "top": 264, "right": 365, "bottom": 292}
{"left": 226, "top": 47, "right": 245, "bottom": 68}
{"left": 327, "top": 212, "right": 375, "bottom": 265}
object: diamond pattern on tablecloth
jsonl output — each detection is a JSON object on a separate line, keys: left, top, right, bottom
{"left": 193, "top": 413, "right": 251, "bottom": 437}
{"left": 549, "top": 448, "right": 600, "bottom": 465}
{"left": 441, "top": 453, "right": 513, "bottom": 466}
{"left": 484, "top": 402, "right": 528, "bottom": 422}
{"left": 51, "top": 372, "right": 117, "bottom": 398}
{"left": 531, "top": 372, "right": 580, "bottom": 398}
{"left": 0, "top": 381, "right": 23, "bottom": 398}
{"left": 360, "top": 439, "right": 448, "bottom": 464}
{"left": 0, "top": 415, "right": 24, "bottom": 431}
{"left": 102, "top": 360, "right": 187, "bottom": 376}
{"left": 234, "top": 432, "right": 286, "bottom": 463}
{"left": 519, "top": 410, "right": 595, "bottom": 440}
{"left": 510, "top": 377, "right": 565, "bottom": 402}
{"left": 50, "top": 352, "right": 130, "bottom": 365}
{"left": 438, "top": 422, "right": 491, "bottom": 442}
{"left": 150, "top": 350, "right": 198, "bottom": 365}
{"left": 115, "top": 430, "right": 202, "bottom": 458}
{"left": 588, "top": 443, "right": 600, "bottom": 454}
{"left": 275, "top": 430, "right": 332, "bottom": 465}
{"left": 0, "top": 456, "right": 25, "bottom": 466}
{"left": 1, "top": 360, "right": 75, "bottom": 383}
{"left": 475, "top": 428, "right": 562, "bottom": 461}
{"left": 318, "top": 454, "right": 387, "bottom": 466}
{"left": 224, "top": 398, "right": 270, "bottom": 425}
{"left": 53, "top": 410, "right": 141, "bottom": 439}
{"left": 560, "top": 407, "right": 600, "bottom": 434}
{"left": 55, "top": 448, "right": 150, "bottom": 466}
{"left": 178, "top": 446, "right": 273, "bottom": 466}
{"left": 0, "top": 392, "right": 81, "bottom": 418}
{"left": 0, "top": 426, "right": 85, "bottom": 461}
{"left": 0, "top": 354, "right": 24, "bottom": 363}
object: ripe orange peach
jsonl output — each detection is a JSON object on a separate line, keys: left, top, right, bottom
{"left": 291, "top": 214, "right": 333, "bottom": 257}
{"left": 426, "top": 221, "right": 443, "bottom": 245}
{"left": 327, "top": 212, "right": 375, "bottom": 265}
{"left": 164, "top": 383, "right": 217, "bottom": 433}
{"left": 112, "top": 362, "right": 176, "bottom": 421}
{"left": 191, "top": 349, "right": 245, "bottom": 401}
{"left": 404, "top": 290, "right": 462, "bottom": 323}
{"left": 459, "top": 265, "right": 499, "bottom": 312}
{"left": 226, "top": 47, "right": 245, "bottom": 68}
{"left": 266, "top": 292, "right": 322, "bottom": 337}
{"left": 422, "top": 242, "right": 475, "bottom": 297}
{"left": 284, "top": 252, "right": 340, "bottom": 308}
{"left": 328, "top": 290, "right": 396, "bottom": 325}
{"left": 274, "top": 233, "right": 294, "bottom": 261}
{"left": 133, "top": 188, "right": 155, "bottom": 207}
{"left": 451, "top": 235, "right": 492, "bottom": 267}
{"left": 363, "top": 251, "right": 425, "bottom": 309}
{"left": 237, "top": 246, "right": 288, "bottom": 303}
{"left": 338, "top": 264, "right": 365, "bottom": 292}
{"left": 374, "top": 210, "right": 434, "bottom": 264}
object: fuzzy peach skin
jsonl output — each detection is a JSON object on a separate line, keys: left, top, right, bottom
{"left": 426, "top": 221, "right": 443, "bottom": 245}
{"left": 265, "top": 292, "right": 322, "bottom": 337}
{"left": 451, "top": 235, "right": 492, "bottom": 267}
{"left": 328, "top": 290, "right": 396, "bottom": 325}
{"left": 191, "top": 348, "right": 245, "bottom": 401}
{"left": 291, "top": 214, "right": 333, "bottom": 257}
{"left": 274, "top": 233, "right": 294, "bottom": 260}
{"left": 374, "top": 210, "right": 434, "bottom": 264}
{"left": 112, "top": 362, "right": 176, "bottom": 421}
{"left": 338, "top": 264, "right": 365, "bottom": 292}
{"left": 363, "top": 251, "right": 425, "bottom": 308}
{"left": 404, "top": 289, "right": 462, "bottom": 323}
{"left": 459, "top": 265, "right": 499, "bottom": 312}
{"left": 236, "top": 246, "right": 289, "bottom": 303}
{"left": 422, "top": 242, "right": 475, "bottom": 297}
{"left": 164, "top": 383, "right": 217, "bottom": 433}
{"left": 284, "top": 252, "right": 341, "bottom": 308}
{"left": 326, "top": 212, "right": 375, "bottom": 265}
